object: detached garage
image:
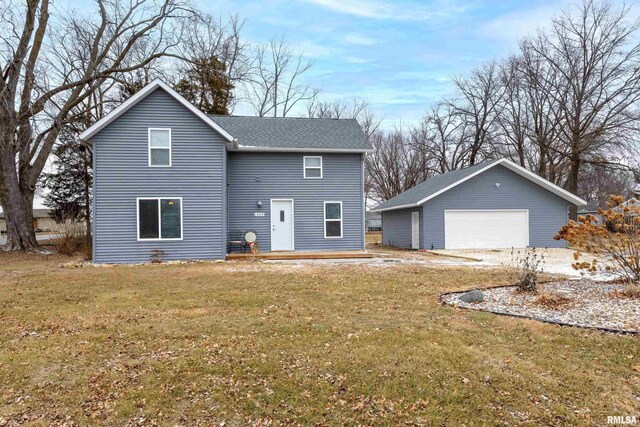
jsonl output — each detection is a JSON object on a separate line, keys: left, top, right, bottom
{"left": 373, "top": 158, "right": 586, "bottom": 250}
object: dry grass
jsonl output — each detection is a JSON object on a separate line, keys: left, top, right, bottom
{"left": 533, "top": 292, "right": 575, "bottom": 310}
{"left": 609, "top": 283, "right": 640, "bottom": 299}
{"left": 365, "top": 231, "right": 381, "bottom": 245}
{"left": 0, "top": 252, "right": 638, "bottom": 425}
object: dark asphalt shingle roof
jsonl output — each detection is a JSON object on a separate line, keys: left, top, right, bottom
{"left": 209, "top": 116, "right": 371, "bottom": 151}
{"left": 373, "top": 159, "right": 501, "bottom": 211}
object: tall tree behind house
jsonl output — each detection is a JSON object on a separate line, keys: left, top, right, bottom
{"left": 175, "top": 56, "right": 234, "bottom": 115}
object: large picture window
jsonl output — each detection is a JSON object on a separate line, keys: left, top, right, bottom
{"left": 148, "top": 128, "right": 171, "bottom": 167}
{"left": 304, "top": 156, "right": 322, "bottom": 178}
{"left": 137, "top": 197, "right": 182, "bottom": 240}
{"left": 324, "top": 201, "right": 343, "bottom": 238}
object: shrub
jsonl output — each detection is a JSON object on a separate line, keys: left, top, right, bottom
{"left": 555, "top": 195, "right": 640, "bottom": 284}
{"left": 52, "top": 219, "right": 89, "bottom": 256}
{"left": 609, "top": 284, "right": 640, "bottom": 300}
{"left": 534, "top": 292, "right": 574, "bottom": 310}
{"left": 511, "top": 247, "right": 545, "bottom": 293}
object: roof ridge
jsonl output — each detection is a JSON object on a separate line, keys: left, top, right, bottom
{"left": 209, "top": 115, "right": 356, "bottom": 121}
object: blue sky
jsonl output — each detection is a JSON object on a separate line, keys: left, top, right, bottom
{"left": 198, "top": 0, "right": 628, "bottom": 127}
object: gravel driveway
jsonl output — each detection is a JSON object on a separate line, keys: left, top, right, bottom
{"left": 428, "top": 248, "right": 602, "bottom": 278}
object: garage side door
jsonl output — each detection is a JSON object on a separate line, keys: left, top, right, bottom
{"left": 444, "top": 210, "right": 529, "bottom": 249}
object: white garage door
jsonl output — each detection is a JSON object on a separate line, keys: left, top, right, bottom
{"left": 444, "top": 210, "right": 529, "bottom": 249}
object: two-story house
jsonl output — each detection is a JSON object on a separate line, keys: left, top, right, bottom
{"left": 80, "top": 80, "right": 372, "bottom": 264}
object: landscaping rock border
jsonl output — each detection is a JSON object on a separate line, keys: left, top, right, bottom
{"left": 441, "top": 280, "right": 640, "bottom": 335}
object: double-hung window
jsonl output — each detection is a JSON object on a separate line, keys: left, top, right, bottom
{"left": 148, "top": 128, "right": 171, "bottom": 167}
{"left": 304, "top": 156, "right": 322, "bottom": 178}
{"left": 137, "top": 197, "right": 182, "bottom": 240}
{"left": 324, "top": 201, "right": 343, "bottom": 238}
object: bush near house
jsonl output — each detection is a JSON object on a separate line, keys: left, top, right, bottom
{"left": 555, "top": 195, "right": 640, "bottom": 285}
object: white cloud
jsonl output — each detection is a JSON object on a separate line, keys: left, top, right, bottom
{"left": 302, "top": 0, "right": 472, "bottom": 22}
{"left": 296, "top": 40, "right": 341, "bottom": 58}
{"left": 343, "top": 33, "right": 379, "bottom": 46}
{"left": 478, "top": 4, "right": 566, "bottom": 46}
{"left": 344, "top": 56, "right": 372, "bottom": 64}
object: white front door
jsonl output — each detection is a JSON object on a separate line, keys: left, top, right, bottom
{"left": 411, "top": 211, "right": 420, "bottom": 249}
{"left": 271, "top": 199, "right": 294, "bottom": 251}
{"left": 444, "top": 210, "right": 529, "bottom": 249}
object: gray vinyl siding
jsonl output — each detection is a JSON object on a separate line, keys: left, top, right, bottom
{"left": 227, "top": 152, "right": 364, "bottom": 251}
{"left": 381, "top": 207, "right": 422, "bottom": 249}
{"left": 422, "top": 164, "right": 570, "bottom": 249}
{"left": 92, "top": 88, "right": 226, "bottom": 263}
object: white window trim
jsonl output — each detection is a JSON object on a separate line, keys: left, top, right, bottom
{"left": 136, "top": 197, "right": 183, "bottom": 241}
{"left": 303, "top": 155, "right": 323, "bottom": 179}
{"left": 148, "top": 128, "right": 172, "bottom": 167}
{"left": 323, "top": 201, "right": 343, "bottom": 239}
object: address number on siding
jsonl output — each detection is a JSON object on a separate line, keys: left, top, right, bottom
{"left": 254, "top": 212, "right": 265, "bottom": 217}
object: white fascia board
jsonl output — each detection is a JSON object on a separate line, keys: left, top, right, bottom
{"left": 370, "top": 203, "right": 418, "bottom": 213}
{"left": 414, "top": 161, "right": 501, "bottom": 206}
{"left": 415, "top": 158, "right": 587, "bottom": 207}
{"left": 233, "top": 145, "right": 373, "bottom": 153}
{"left": 79, "top": 79, "right": 235, "bottom": 143}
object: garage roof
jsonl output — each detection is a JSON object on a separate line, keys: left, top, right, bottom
{"left": 372, "top": 158, "right": 587, "bottom": 212}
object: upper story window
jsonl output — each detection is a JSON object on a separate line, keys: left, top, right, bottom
{"left": 148, "top": 128, "right": 171, "bottom": 167}
{"left": 304, "top": 156, "right": 322, "bottom": 178}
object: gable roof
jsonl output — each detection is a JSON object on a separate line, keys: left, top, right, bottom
{"left": 209, "top": 116, "right": 372, "bottom": 152}
{"left": 372, "top": 158, "right": 587, "bottom": 212}
{"left": 79, "top": 79, "right": 372, "bottom": 152}
{"left": 79, "top": 79, "right": 235, "bottom": 143}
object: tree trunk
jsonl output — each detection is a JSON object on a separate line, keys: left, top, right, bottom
{"left": 566, "top": 140, "right": 581, "bottom": 195}
{"left": 0, "top": 185, "right": 38, "bottom": 251}
{"left": 0, "top": 142, "right": 39, "bottom": 251}
{"left": 566, "top": 139, "right": 581, "bottom": 222}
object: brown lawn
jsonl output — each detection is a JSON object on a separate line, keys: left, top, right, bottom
{"left": 0, "top": 251, "right": 638, "bottom": 425}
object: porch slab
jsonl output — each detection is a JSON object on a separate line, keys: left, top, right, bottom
{"left": 226, "top": 251, "right": 374, "bottom": 260}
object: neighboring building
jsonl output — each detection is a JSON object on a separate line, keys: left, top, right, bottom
{"left": 372, "top": 159, "right": 586, "bottom": 250}
{"left": 0, "top": 208, "right": 55, "bottom": 234}
{"left": 578, "top": 197, "right": 640, "bottom": 224}
{"left": 366, "top": 211, "right": 381, "bottom": 231}
{"left": 578, "top": 200, "right": 603, "bottom": 223}
{"left": 79, "top": 80, "right": 372, "bottom": 264}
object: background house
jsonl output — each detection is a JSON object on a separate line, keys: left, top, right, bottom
{"left": 365, "top": 211, "right": 381, "bottom": 231}
{"left": 0, "top": 208, "right": 55, "bottom": 234}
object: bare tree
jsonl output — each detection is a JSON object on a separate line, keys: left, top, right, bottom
{"left": 245, "top": 37, "right": 319, "bottom": 117}
{"left": 305, "top": 97, "right": 381, "bottom": 137}
{"left": 366, "top": 128, "right": 424, "bottom": 203}
{"left": 175, "top": 14, "right": 250, "bottom": 113}
{"left": 0, "top": 0, "right": 193, "bottom": 251}
{"left": 523, "top": 0, "right": 640, "bottom": 194}
{"left": 411, "top": 103, "right": 470, "bottom": 175}
{"left": 449, "top": 61, "right": 505, "bottom": 165}
{"left": 517, "top": 42, "right": 566, "bottom": 182}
